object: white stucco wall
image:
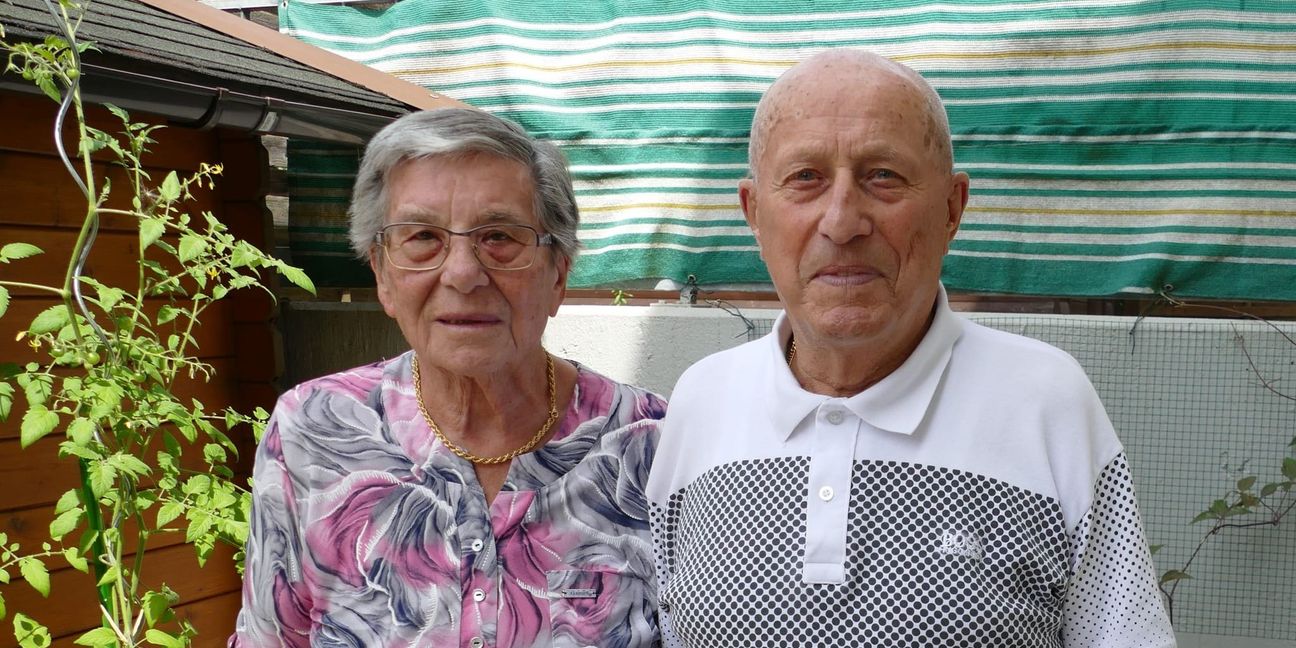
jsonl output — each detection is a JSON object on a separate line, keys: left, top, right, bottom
{"left": 542, "top": 303, "right": 782, "bottom": 397}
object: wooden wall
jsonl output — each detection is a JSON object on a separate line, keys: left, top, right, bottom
{"left": 0, "top": 91, "right": 278, "bottom": 647}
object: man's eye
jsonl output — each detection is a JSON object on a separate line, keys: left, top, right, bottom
{"left": 789, "top": 169, "right": 818, "bottom": 183}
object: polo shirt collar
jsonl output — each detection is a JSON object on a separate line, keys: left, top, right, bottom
{"left": 763, "top": 284, "right": 964, "bottom": 441}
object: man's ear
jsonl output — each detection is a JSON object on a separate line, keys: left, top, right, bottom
{"left": 944, "top": 171, "right": 970, "bottom": 247}
{"left": 739, "top": 177, "right": 760, "bottom": 241}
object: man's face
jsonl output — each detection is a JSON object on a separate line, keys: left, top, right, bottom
{"left": 739, "top": 69, "right": 968, "bottom": 352}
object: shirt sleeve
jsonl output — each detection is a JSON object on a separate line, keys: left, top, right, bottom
{"left": 1062, "top": 452, "right": 1176, "bottom": 647}
{"left": 229, "top": 407, "right": 314, "bottom": 648}
{"left": 649, "top": 497, "right": 684, "bottom": 648}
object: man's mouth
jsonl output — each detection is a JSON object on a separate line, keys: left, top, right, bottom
{"left": 812, "top": 265, "right": 882, "bottom": 286}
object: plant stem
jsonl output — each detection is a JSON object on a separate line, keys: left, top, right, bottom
{"left": 77, "top": 458, "right": 112, "bottom": 606}
{"left": 0, "top": 280, "right": 66, "bottom": 296}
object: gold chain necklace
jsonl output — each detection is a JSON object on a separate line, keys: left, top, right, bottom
{"left": 786, "top": 336, "right": 797, "bottom": 365}
{"left": 410, "top": 354, "right": 559, "bottom": 465}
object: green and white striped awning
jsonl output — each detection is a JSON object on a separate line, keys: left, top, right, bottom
{"left": 281, "top": 0, "right": 1296, "bottom": 300}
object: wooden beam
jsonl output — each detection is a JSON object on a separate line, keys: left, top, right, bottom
{"left": 135, "top": 0, "right": 467, "bottom": 112}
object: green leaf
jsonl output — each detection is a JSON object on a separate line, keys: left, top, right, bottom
{"left": 0, "top": 591, "right": 5, "bottom": 621}
{"left": 18, "top": 558, "right": 49, "bottom": 597}
{"left": 21, "top": 374, "right": 52, "bottom": 408}
{"left": 1261, "top": 482, "right": 1279, "bottom": 497}
{"left": 144, "top": 628, "right": 185, "bottom": 648}
{"left": 156, "top": 305, "right": 180, "bottom": 325}
{"left": 96, "top": 564, "right": 120, "bottom": 588}
{"left": 36, "top": 76, "right": 62, "bottom": 103}
{"left": 89, "top": 461, "right": 116, "bottom": 497}
{"left": 12, "top": 613, "right": 51, "bottom": 648}
{"left": 156, "top": 502, "right": 184, "bottom": 527}
{"left": 0, "top": 286, "right": 9, "bottom": 318}
{"left": 229, "top": 241, "right": 259, "bottom": 269}
{"left": 278, "top": 263, "right": 316, "bottom": 295}
{"left": 88, "top": 384, "right": 123, "bottom": 420}
{"left": 177, "top": 234, "right": 207, "bottom": 263}
{"left": 61, "top": 548, "right": 88, "bottom": 574}
{"left": 19, "top": 407, "right": 59, "bottom": 449}
{"left": 72, "top": 626, "right": 116, "bottom": 646}
{"left": 67, "top": 417, "right": 95, "bottom": 445}
{"left": 1237, "top": 476, "right": 1257, "bottom": 492}
{"left": 55, "top": 489, "right": 81, "bottom": 515}
{"left": 104, "top": 103, "right": 129, "bottom": 123}
{"left": 109, "top": 453, "right": 150, "bottom": 478}
{"left": 1147, "top": 544, "right": 1162, "bottom": 556}
{"left": 1283, "top": 457, "right": 1296, "bottom": 481}
{"left": 48, "top": 508, "right": 82, "bottom": 540}
{"left": 203, "top": 443, "right": 227, "bottom": 465}
{"left": 0, "top": 243, "right": 43, "bottom": 262}
{"left": 140, "top": 218, "right": 166, "bottom": 250}
{"left": 142, "top": 590, "right": 174, "bottom": 628}
{"left": 0, "top": 383, "right": 13, "bottom": 422}
{"left": 1159, "top": 569, "right": 1192, "bottom": 585}
{"left": 158, "top": 171, "right": 181, "bottom": 203}
{"left": 93, "top": 285, "right": 125, "bottom": 311}
{"left": 28, "top": 305, "right": 69, "bottom": 335}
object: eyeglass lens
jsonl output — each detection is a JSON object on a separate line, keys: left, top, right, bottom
{"left": 383, "top": 223, "right": 539, "bottom": 270}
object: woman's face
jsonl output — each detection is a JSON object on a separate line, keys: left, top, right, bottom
{"left": 370, "top": 153, "right": 569, "bottom": 377}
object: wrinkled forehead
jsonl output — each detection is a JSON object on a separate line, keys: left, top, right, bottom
{"left": 759, "top": 71, "right": 941, "bottom": 161}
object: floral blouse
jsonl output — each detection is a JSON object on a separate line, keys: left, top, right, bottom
{"left": 229, "top": 352, "right": 666, "bottom": 648}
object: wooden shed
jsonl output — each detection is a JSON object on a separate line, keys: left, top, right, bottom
{"left": 0, "top": 0, "right": 452, "bottom": 644}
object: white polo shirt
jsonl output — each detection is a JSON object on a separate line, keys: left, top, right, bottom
{"left": 647, "top": 287, "right": 1175, "bottom": 648}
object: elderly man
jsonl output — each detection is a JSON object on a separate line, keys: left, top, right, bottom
{"left": 646, "top": 51, "right": 1175, "bottom": 647}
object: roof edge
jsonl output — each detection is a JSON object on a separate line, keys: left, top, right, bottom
{"left": 134, "top": 0, "right": 466, "bottom": 113}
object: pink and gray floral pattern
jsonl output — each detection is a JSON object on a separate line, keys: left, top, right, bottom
{"left": 230, "top": 353, "right": 665, "bottom": 648}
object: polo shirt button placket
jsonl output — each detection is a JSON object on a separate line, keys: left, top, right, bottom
{"left": 802, "top": 402, "right": 859, "bottom": 585}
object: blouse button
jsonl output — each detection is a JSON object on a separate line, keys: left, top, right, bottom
{"left": 472, "top": 588, "right": 486, "bottom": 602}
{"left": 469, "top": 637, "right": 484, "bottom": 648}
{"left": 825, "top": 410, "right": 845, "bottom": 425}
{"left": 470, "top": 539, "right": 484, "bottom": 552}
{"left": 818, "top": 486, "right": 835, "bottom": 502}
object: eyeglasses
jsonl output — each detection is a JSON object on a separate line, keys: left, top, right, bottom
{"left": 375, "top": 222, "right": 555, "bottom": 271}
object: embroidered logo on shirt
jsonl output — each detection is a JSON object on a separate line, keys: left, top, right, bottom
{"left": 936, "top": 528, "right": 984, "bottom": 561}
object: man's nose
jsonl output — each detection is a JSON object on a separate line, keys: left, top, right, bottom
{"left": 817, "top": 173, "right": 874, "bottom": 244}
{"left": 437, "top": 236, "right": 489, "bottom": 292}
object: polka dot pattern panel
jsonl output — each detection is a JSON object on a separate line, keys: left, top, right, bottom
{"left": 652, "top": 456, "right": 1162, "bottom": 647}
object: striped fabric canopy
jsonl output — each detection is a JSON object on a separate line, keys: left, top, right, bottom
{"left": 281, "top": 0, "right": 1296, "bottom": 300}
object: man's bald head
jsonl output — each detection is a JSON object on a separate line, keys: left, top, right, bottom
{"left": 747, "top": 50, "right": 953, "bottom": 180}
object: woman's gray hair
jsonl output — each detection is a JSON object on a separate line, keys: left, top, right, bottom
{"left": 348, "top": 108, "right": 580, "bottom": 263}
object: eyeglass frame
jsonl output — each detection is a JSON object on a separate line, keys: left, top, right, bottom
{"left": 374, "top": 221, "right": 557, "bottom": 272}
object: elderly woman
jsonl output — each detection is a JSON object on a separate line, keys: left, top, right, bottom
{"left": 230, "top": 109, "right": 665, "bottom": 648}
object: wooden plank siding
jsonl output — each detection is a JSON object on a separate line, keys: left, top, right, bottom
{"left": 0, "top": 91, "right": 279, "bottom": 647}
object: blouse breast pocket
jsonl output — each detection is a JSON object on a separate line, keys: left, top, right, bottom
{"left": 546, "top": 569, "right": 657, "bottom": 648}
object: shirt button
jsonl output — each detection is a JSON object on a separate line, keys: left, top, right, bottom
{"left": 818, "top": 486, "right": 835, "bottom": 501}
{"left": 470, "top": 539, "right": 484, "bottom": 552}
{"left": 469, "top": 638, "right": 484, "bottom": 648}
{"left": 472, "top": 588, "right": 486, "bottom": 602}
{"left": 826, "top": 410, "right": 845, "bottom": 425}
